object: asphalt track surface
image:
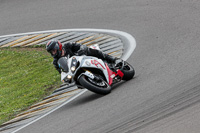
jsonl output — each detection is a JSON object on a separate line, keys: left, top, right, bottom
{"left": 1, "top": 0, "right": 200, "bottom": 133}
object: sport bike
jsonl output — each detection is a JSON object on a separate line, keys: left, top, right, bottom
{"left": 58, "top": 51, "right": 135, "bottom": 95}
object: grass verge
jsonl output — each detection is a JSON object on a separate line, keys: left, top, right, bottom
{"left": 0, "top": 47, "right": 61, "bottom": 125}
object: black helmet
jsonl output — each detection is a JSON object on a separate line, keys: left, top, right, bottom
{"left": 46, "top": 40, "right": 62, "bottom": 58}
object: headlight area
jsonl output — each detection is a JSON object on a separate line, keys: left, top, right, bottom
{"left": 62, "top": 75, "right": 73, "bottom": 83}
{"left": 67, "top": 75, "right": 72, "bottom": 79}
{"left": 71, "top": 66, "right": 76, "bottom": 72}
{"left": 71, "top": 57, "right": 79, "bottom": 73}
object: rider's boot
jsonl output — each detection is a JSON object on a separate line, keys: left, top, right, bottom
{"left": 105, "top": 54, "right": 124, "bottom": 69}
{"left": 114, "top": 58, "right": 123, "bottom": 68}
{"left": 104, "top": 54, "right": 116, "bottom": 64}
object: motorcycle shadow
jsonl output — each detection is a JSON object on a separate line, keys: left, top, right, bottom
{"left": 62, "top": 91, "right": 104, "bottom": 110}
{"left": 111, "top": 80, "right": 126, "bottom": 91}
{"left": 62, "top": 80, "right": 134, "bottom": 110}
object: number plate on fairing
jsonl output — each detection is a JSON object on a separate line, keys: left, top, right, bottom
{"left": 84, "top": 71, "right": 95, "bottom": 79}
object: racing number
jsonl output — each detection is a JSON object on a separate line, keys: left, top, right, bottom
{"left": 91, "top": 59, "right": 105, "bottom": 69}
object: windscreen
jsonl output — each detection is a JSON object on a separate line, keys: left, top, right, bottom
{"left": 57, "top": 57, "right": 69, "bottom": 72}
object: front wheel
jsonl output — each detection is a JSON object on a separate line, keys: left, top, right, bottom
{"left": 78, "top": 75, "right": 111, "bottom": 95}
{"left": 121, "top": 61, "right": 135, "bottom": 81}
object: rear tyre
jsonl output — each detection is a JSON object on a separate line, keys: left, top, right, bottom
{"left": 121, "top": 61, "right": 135, "bottom": 80}
{"left": 78, "top": 75, "right": 111, "bottom": 95}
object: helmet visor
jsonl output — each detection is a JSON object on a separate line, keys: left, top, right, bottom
{"left": 48, "top": 43, "right": 60, "bottom": 57}
{"left": 50, "top": 49, "right": 57, "bottom": 56}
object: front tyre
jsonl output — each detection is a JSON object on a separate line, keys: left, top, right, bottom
{"left": 121, "top": 61, "right": 135, "bottom": 80}
{"left": 78, "top": 75, "right": 111, "bottom": 95}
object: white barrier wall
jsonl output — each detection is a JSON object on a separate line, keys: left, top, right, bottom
{"left": 0, "top": 29, "right": 136, "bottom": 60}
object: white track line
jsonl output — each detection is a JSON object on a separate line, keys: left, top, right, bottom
{"left": 12, "top": 89, "right": 87, "bottom": 133}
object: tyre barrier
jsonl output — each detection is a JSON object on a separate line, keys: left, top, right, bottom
{"left": 0, "top": 29, "right": 136, "bottom": 133}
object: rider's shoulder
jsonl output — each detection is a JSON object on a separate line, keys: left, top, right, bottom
{"left": 63, "top": 42, "right": 80, "bottom": 49}
{"left": 63, "top": 42, "right": 75, "bottom": 47}
{"left": 64, "top": 42, "right": 76, "bottom": 45}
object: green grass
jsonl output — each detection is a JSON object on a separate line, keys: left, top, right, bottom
{"left": 0, "top": 47, "right": 61, "bottom": 125}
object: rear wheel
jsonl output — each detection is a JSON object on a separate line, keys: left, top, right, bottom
{"left": 121, "top": 61, "right": 135, "bottom": 80}
{"left": 78, "top": 75, "right": 111, "bottom": 95}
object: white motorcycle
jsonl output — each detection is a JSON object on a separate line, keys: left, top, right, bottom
{"left": 58, "top": 48, "right": 135, "bottom": 95}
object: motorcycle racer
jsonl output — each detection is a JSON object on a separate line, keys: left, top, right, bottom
{"left": 46, "top": 39, "right": 121, "bottom": 73}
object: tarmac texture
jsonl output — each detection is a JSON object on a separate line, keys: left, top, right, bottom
{"left": 1, "top": 0, "right": 200, "bottom": 133}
